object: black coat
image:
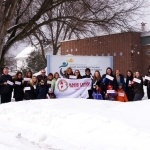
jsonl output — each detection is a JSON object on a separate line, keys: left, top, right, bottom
{"left": 101, "top": 74, "right": 118, "bottom": 91}
{"left": 24, "top": 81, "right": 37, "bottom": 100}
{"left": 0, "top": 74, "right": 13, "bottom": 94}
{"left": 133, "top": 77, "right": 144, "bottom": 95}
{"left": 125, "top": 76, "right": 134, "bottom": 101}
{"left": 37, "top": 75, "right": 47, "bottom": 82}
{"left": 37, "top": 85, "right": 48, "bottom": 99}
{"left": 13, "top": 78, "right": 24, "bottom": 100}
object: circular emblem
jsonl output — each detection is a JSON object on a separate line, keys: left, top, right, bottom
{"left": 57, "top": 79, "right": 68, "bottom": 92}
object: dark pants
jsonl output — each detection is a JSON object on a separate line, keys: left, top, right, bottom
{"left": 1, "top": 93, "right": 12, "bottom": 103}
{"left": 15, "top": 98, "right": 23, "bottom": 102}
{"left": 133, "top": 93, "right": 144, "bottom": 101}
{"left": 147, "top": 88, "right": 150, "bottom": 99}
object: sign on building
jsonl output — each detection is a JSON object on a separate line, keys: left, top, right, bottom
{"left": 46, "top": 55, "right": 113, "bottom": 76}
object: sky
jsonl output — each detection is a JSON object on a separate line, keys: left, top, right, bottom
{"left": 0, "top": 87, "right": 149, "bottom": 150}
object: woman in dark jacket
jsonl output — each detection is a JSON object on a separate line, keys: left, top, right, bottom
{"left": 101, "top": 67, "right": 118, "bottom": 96}
{"left": 13, "top": 71, "right": 24, "bottom": 101}
{"left": 144, "top": 66, "right": 150, "bottom": 99}
{"left": 125, "top": 70, "right": 134, "bottom": 101}
{"left": 92, "top": 70, "right": 104, "bottom": 99}
{"left": 133, "top": 71, "right": 144, "bottom": 101}
{"left": 115, "top": 69, "right": 125, "bottom": 90}
{"left": 24, "top": 76, "right": 38, "bottom": 100}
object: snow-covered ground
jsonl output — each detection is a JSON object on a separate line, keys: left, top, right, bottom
{"left": 0, "top": 86, "right": 149, "bottom": 150}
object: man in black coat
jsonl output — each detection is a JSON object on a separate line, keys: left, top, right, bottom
{"left": 37, "top": 69, "right": 47, "bottom": 82}
{"left": 0, "top": 67, "right": 13, "bottom": 103}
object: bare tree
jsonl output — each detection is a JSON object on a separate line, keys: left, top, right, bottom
{"left": 0, "top": 0, "right": 148, "bottom": 68}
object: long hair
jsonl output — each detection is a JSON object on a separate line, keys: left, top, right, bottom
{"left": 93, "top": 70, "right": 101, "bottom": 81}
{"left": 13, "top": 71, "right": 23, "bottom": 80}
{"left": 30, "top": 76, "right": 38, "bottom": 86}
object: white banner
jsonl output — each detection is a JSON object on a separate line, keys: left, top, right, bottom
{"left": 54, "top": 78, "right": 92, "bottom": 98}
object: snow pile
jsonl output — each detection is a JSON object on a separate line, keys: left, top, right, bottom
{"left": 0, "top": 98, "right": 150, "bottom": 150}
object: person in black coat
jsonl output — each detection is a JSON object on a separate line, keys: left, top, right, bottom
{"left": 37, "top": 69, "right": 47, "bottom": 82}
{"left": 101, "top": 67, "right": 118, "bottom": 96}
{"left": 133, "top": 71, "right": 144, "bottom": 101}
{"left": 37, "top": 79, "right": 48, "bottom": 99}
{"left": 144, "top": 66, "right": 150, "bottom": 99}
{"left": 13, "top": 71, "right": 24, "bottom": 101}
{"left": 24, "top": 76, "right": 38, "bottom": 100}
{"left": 0, "top": 67, "right": 13, "bottom": 103}
{"left": 125, "top": 70, "right": 134, "bottom": 101}
{"left": 82, "top": 68, "right": 93, "bottom": 99}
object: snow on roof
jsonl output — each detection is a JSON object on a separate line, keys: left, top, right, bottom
{"left": 141, "top": 31, "right": 150, "bottom": 37}
{"left": 15, "top": 46, "right": 35, "bottom": 59}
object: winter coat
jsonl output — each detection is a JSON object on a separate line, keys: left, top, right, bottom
{"left": 37, "top": 75, "right": 47, "bottom": 82}
{"left": 105, "top": 91, "right": 117, "bottom": 101}
{"left": 144, "top": 73, "right": 150, "bottom": 99}
{"left": 116, "top": 74, "right": 125, "bottom": 90}
{"left": 101, "top": 74, "right": 118, "bottom": 92}
{"left": 133, "top": 77, "right": 144, "bottom": 95}
{"left": 37, "top": 84, "right": 48, "bottom": 99}
{"left": 117, "top": 89, "right": 128, "bottom": 102}
{"left": 24, "top": 81, "right": 37, "bottom": 100}
{"left": 13, "top": 78, "right": 24, "bottom": 100}
{"left": 125, "top": 76, "right": 134, "bottom": 101}
{"left": 0, "top": 74, "right": 13, "bottom": 94}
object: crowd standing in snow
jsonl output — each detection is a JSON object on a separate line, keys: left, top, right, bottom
{"left": 0, "top": 65, "right": 150, "bottom": 103}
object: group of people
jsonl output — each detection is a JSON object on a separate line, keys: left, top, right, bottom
{"left": 0, "top": 65, "right": 150, "bottom": 103}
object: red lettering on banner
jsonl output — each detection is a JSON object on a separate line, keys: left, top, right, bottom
{"left": 69, "top": 83, "right": 79, "bottom": 87}
{"left": 80, "top": 82, "right": 90, "bottom": 87}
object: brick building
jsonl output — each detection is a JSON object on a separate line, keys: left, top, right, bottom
{"left": 61, "top": 31, "right": 150, "bottom": 76}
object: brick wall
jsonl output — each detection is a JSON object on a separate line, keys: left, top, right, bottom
{"left": 61, "top": 32, "right": 147, "bottom": 76}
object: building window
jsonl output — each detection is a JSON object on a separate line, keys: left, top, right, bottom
{"left": 120, "top": 52, "right": 123, "bottom": 56}
{"left": 114, "top": 52, "right": 116, "bottom": 56}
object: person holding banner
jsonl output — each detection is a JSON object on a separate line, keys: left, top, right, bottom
{"left": 101, "top": 67, "right": 118, "bottom": 98}
{"left": 144, "top": 66, "right": 150, "bottom": 99}
{"left": 63, "top": 67, "right": 73, "bottom": 79}
{"left": 13, "top": 71, "right": 24, "bottom": 101}
{"left": 0, "top": 67, "right": 13, "bottom": 103}
{"left": 133, "top": 71, "right": 144, "bottom": 101}
{"left": 74, "top": 70, "right": 82, "bottom": 79}
{"left": 82, "top": 68, "right": 93, "bottom": 99}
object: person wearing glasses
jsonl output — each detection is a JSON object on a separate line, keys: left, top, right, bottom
{"left": 74, "top": 70, "right": 82, "bottom": 79}
{"left": 37, "top": 69, "right": 47, "bottom": 82}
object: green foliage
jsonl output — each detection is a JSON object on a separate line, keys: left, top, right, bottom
{"left": 26, "top": 51, "right": 46, "bottom": 73}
